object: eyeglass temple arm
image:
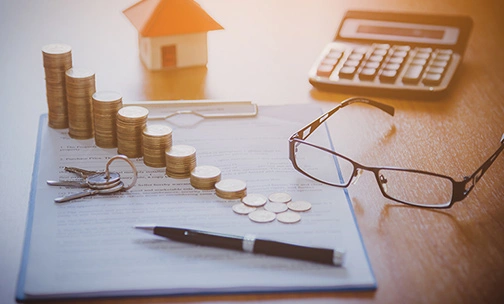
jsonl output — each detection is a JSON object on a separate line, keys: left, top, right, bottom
{"left": 453, "top": 133, "right": 504, "bottom": 202}
{"left": 294, "top": 97, "right": 395, "bottom": 140}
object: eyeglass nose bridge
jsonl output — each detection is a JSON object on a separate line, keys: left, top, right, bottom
{"left": 350, "top": 167, "right": 364, "bottom": 185}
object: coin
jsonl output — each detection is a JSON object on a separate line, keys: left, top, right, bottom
{"left": 190, "top": 165, "right": 221, "bottom": 189}
{"left": 248, "top": 209, "right": 276, "bottom": 223}
{"left": 241, "top": 193, "right": 268, "bottom": 207}
{"left": 232, "top": 203, "right": 256, "bottom": 215}
{"left": 276, "top": 211, "right": 301, "bottom": 224}
{"left": 116, "top": 106, "right": 149, "bottom": 158}
{"left": 268, "top": 192, "right": 292, "bottom": 203}
{"left": 215, "top": 179, "right": 247, "bottom": 199}
{"left": 142, "top": 124, "right": 173, "bottom": 167}
{"left": 287, "top": 200, "right": 312, "bottom": 212}
{"left": 264, "top": 202, "right": 288, "bottom": 213}
{"left": 92, "top": 91, "right": 122, "bottom": 148}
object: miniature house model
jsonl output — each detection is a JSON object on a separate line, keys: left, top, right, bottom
{"left": 123, "top": 0, "right": 223, "bottom": 70}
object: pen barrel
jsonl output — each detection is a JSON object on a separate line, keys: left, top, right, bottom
{"left": 254, "top": 239, "right": 342, "bottom": 266}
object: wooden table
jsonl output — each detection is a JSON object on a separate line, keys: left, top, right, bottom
{"left": 0, "top": 0, "right": 502, "bottom": 303}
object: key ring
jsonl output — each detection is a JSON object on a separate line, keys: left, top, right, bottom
{"left": 105, "top": 155, "right": 138, "bottom": 191}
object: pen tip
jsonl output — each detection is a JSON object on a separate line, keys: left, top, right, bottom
{"left": 134, "top": 225, "right": 155, "bottom": 232}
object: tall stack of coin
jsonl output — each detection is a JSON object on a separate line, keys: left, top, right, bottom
{"left": 215, "top": 179, "right": 247, "bottom": 199}
{"left": 165, "top": 145, "right": 197, "bottom": 178}
{"left": 65, "top": 67, "right": 96, "bottom": 139}
{"left": 116, "top": 106, "right": 149, "bottom": 158}
{"left": 92, "top": 91, "right": 123, "bottom": 148}
{"left": 42, "top": 43, "right": 72, "bottom": 129}
{"left": 190, "top": 165, "right": 222, "bottom": 189}
{"left": 142, "top": 124, "right": 173, "bottom": 167}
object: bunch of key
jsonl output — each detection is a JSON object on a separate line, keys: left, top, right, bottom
{"left": 42, "top": 43, "right": 73, "bottom": 129}
{"left": 92, "top": 91, "right": 123, "bottom": 148}
{"left": 47, "top": 155, "right": 138, "bottom": 203}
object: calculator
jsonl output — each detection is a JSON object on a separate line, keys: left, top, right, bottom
{"left": 308, "top": 10, "right": 473, "bottom": 98}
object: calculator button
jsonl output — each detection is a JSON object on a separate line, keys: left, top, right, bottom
{"left": 394, "top": 45, "right": 411, "bottom": 52}
{"left": 353, "top": 47, "right": 369, "bottom": 54}
{"left": 339, "top": 66, "right": 356, "bottom": 78}
{"left": 436, "top": 49, "right": 453, "bottom": 55}
{"left": 435, "top": 54, "right": 451, "bottom": 61}
{"left": 359, "top": 68, "right": 377, "bottom": 80}
{"left": 369, "top": 55, "right": 384, "bottom": 62}
{"left": 426, "top": 66, "right": 444, "bottom": 74}
{"left": 349, "top": 53, "right": 364, "bottom": 61}
{"left": 402, "top": 65, "right": 424, "bottom": 84}
{"left": 322, "top": 58, "right": 339, "bottom": 66}
{"left": 379, "top": 69, "right": 398, "bottom": 83}
{"left": 326, "top": 51, "right": 343, "bottom": 60}
{"left": 431, "top": 60, "right": 449, "bottom": 68}
{"left": 414, "top": 52, "right": 431, "bottom": 60}
{"left": 344, "top": 60, "right": 360, "bottom": 67}
{"left": 384, "top": 63, "right": 401, "bottom": 71}
{"left": 316, "top": 64, "right": 335, "bottom": 77}
{"left": 411, "top": 59, "right": 427, "bottom": 66}
{"left": 365, "top": 61, "right": 381, "bottom": 69}
{"left": 392, "top": 50, "right": 408, "bottom": 58}
{"left": 422, "top": 73, "right": 443, "bottom": 86}
{"left": 374, "top": 43, "right": 391, "bottom": 49}
{"left": 372, "top": 49, "right": 388, "bottom": 56}
{"left": 388, "top": 56, "right": 405, "bottom": 64}
{"left": 416, "top": 47, "right": 433, "bottom": 53}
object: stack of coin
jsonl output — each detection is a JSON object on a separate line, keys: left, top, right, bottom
{"left": 215, "top": 179, "right": 247, "bottom": 199}
{"left": 116, "top": 106, "right": 149, "bottom": 158}
{"left": 42, "top": 43, "right": 72, "bottom": 129}
{"left": 65, "top": 67, "right": 96, "bottom": 139}
{"left": 190, "top": 165, "right": 221, "bottom": 189}
{"left": 92, "top": 91, "right": 123, "bottom": 148}
{"left": 142, "top": 124, "right": 173, "bottom": 167}
{"left": 165, "top": 145, "right": 197, "bottom": 178}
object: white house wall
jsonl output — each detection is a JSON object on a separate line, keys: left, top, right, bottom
{"left": 139, "top": 32, "right": 208, "bottom": 70}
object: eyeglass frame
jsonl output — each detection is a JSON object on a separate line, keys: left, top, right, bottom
{"left": 288, "top": 97, "right": 504, "bottom": 209}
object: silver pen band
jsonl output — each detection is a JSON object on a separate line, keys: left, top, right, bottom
{"left": 332, "top": 248, "right": 346, "bottom": 266}
{"left": 242, "top": 234, "right": 256, "bottom": 252}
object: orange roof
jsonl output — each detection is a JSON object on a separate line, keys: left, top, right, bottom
{"left": 123, "top": 0, "right": 223, "bottom": 37}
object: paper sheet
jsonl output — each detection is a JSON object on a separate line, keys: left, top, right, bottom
{"left": 19, "top": 104, "right": 375, "bottom": 300}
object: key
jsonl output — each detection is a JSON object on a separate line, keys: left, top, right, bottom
{"left": 54, "top": 182, "right": 125, "bottom": 203}
{"left": 64, "top": 166, "right": 104, "bottom": 178}
{"left": 47, "top": 172, "right": 121, "bottom": 189}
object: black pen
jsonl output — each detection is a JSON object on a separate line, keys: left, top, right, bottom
{"left": 135, "top": 225, "right": 345, "bottom": 266}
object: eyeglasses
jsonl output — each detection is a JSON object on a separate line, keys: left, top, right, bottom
{"left": 288, "top": 97, "right": 504, "bottom": 208}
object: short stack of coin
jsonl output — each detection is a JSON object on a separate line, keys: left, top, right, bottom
{"left": 116, "top": 106, "right": 149, "bottom": 158}
{"left": 65, "top": 67, "right": 96, "bottom": 139}
{"left": 92, "top": 91, "right": 123, "bottom": 148}
{"left": 190, "top": 165, "right": 221, "bottom": 189}
{"left": 165, "top": 145, "right": 197, "bottom": 178}
{"left": 42, "top": 43, "right": 72, "bottom": 129}
{"left": 142, "top": 124, "right": 173, "bottom": 167}
{"left": 215, "top": 179, "right": 247, "bottom": 199}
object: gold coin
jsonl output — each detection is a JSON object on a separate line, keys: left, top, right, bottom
{"left": 65, "top": 67, "right": 95, "bottom": 79}
{"left": 143, "top": 124, "right": 173, "bottom": 137}
{"left": 42, "top": 43, "right": 72, "bottom": 55}
{"left": 92, "top": 91, "right": 122, "bottom": 102}
{"left": 166, "top": 145, "right": 196, "bottom": 157}
{"left": 248, "top": 210, "right": 276, "bottom": 223}
{"left": 276, "top": 211, "right": 301, "bottom": 224}
{"left": 241, "top": 193, "right": 268, "bottom": 207}
{"left": 117, "top": 106, "right": 149, "bottom": 119}
{"left": 287, "top": 200, "right": 312, "bottom": 212}
{"left": 215, "top": 179, "right": 246, "bottom": 193}
{"left": 232, "top": 203, "right": 256, "bottom": 215}
{"left": 268, "top": 192, "right": 292, "bottom": 203}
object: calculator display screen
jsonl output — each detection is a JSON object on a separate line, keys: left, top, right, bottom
{"left": 357, "top": 25, "right": 445, "bottom": 40}
{"left": 340, "top": 19, "right": 459, "bottom": 45}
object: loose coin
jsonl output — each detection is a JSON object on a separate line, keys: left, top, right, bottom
{"left": 241, "top": 193, "right": 268, "bottom": 207}
{"left": 232, "top": 203, "right": 256, "bottom": 215}
{"left": 248, "top": 210, "right": 276, "bottom": 223}
{"left": 268, "top": 192, "right": 292, "bottom": 203}
{"left": 287, "top": 200, "right": 312, "bottom": 212}
{"left": 264, "top": 202, "right": 288, "bottom": 213}
{"left": 277, "top": 211, "right": 301, "bottom": 224}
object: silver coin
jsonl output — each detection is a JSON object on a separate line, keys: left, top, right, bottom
{"left": 287, "top": 200, "right": 312, "bottom": 212}
{"left": 264, "top": 202, "right": 288, "bottom": 213}
{"left": 277, "top": 211, "right": 301, "bottom": 224}
{"left": 215, "top": 179, "right": 247, "bottom": 193}
{"left": 268, "top": 192, "right": 292, "bottom": 203}
{"left": 241, "top": 193, "right": 268, "bottom": 207}
{"left": 248, "top": 210, "right": 276, "bottom": 223}
{"left": 232, "top": 203, "right": 256, "bottom": 215}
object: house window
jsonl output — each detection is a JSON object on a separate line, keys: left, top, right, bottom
{"left": 161, "top": 45, "right": 176, "bottom": 68}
